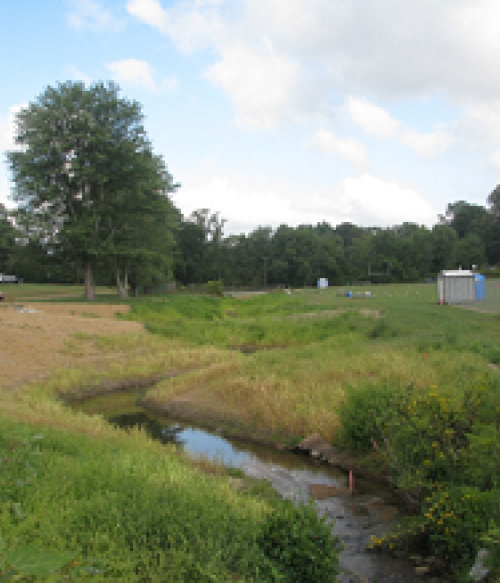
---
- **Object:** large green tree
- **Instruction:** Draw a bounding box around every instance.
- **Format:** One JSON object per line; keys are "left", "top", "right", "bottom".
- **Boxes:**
{"left": 7, "top": 81, "right": 177, "bottom": 299}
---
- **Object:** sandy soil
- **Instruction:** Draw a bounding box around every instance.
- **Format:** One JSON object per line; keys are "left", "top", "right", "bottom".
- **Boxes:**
{"left": 0, "top": 303, "right": 144, "bottom": 390}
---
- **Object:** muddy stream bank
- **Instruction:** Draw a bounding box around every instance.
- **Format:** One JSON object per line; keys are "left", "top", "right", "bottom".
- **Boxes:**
{"left": 69, "top": 389, "right": 440, "bottom": 583}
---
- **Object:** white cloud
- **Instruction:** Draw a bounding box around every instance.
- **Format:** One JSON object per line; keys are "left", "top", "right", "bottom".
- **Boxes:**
{"left": 347, "top": 97, "right": 399, "bottom": 139}
{"left": 337, "top": 174, "right": 437, "bottom": 226}
{"left": 107, "top": 59, "right": 155, "bottom": 91}
{"left": 246, "top": 0, "right": 500, "bottom": 101}
{"left": 67, "top": 0, "right": 121, "bottom": 31}
{"left": 106, "top": 59, "right": 177, "bottom": 92}
{"left": 400, "top": 128, "right": 454, "bottom": 158}
{"left": 459, "top": 101, "right": 500, "bottom": 147}
{"left": 67, "top": 65, "right": 93, "bottom": 86}
{"left": 171, "top": 176, "right": 304, "bottom": 233}
{"left": 127, "top": 0, "right": 225, "bottom": 52}
{"left": 205, "top": 43, "right": 305, "bottom": 128}
{"left": 127, "top": 1, "right": 500, "bottom": 112}
{"left": 488, "top": 151, "right": 500, "bottom": 174}
{"left": 126, "top": 0, "right": 170, "bottom": 34}
{"left": 172, "top": 172, "right": 437, "bottom": 234}
{"left": 308, "top": 128, "right": 368, "bottom": 168}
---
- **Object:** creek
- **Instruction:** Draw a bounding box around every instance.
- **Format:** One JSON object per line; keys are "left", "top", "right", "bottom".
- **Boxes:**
{"left": 70, "top": 389, "right": 436, "bottom": 583}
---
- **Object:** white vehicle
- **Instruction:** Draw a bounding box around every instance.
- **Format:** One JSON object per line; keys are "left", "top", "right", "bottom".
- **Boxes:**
{"left": 0, "top": 274, "right": 20, "bottom": 283}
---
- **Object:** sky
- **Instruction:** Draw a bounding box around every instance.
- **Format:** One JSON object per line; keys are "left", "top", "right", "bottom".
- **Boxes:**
{"left": 2, "top": 0, "right": 500, "bottom": 235}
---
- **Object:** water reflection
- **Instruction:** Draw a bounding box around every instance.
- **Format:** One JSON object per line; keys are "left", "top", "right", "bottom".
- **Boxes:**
{"left": 107, "top": 412, "right": 185, "bottom": 446}
{"left": 71, "top": 392, "right": 349, "bottom": 485}
{"left": 106, "top": 410, "right": 347, "bottom": 485}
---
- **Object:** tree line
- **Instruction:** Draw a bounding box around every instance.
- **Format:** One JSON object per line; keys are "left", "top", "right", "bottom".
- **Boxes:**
{"left": 172, "top": 199, "right": 500, "bottom": 288}
{"left": 1, "top": 81, "right": 500, "bottom": 296}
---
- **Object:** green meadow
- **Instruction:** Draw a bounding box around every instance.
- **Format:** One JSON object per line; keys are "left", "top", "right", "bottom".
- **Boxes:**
{"left": 1, "top": 282, "right": 500, "bottom": 580}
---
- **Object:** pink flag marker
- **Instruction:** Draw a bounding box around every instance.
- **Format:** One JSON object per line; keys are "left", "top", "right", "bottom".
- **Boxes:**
{"left": 349, "top": 470, "right": 354, "bottom": 493}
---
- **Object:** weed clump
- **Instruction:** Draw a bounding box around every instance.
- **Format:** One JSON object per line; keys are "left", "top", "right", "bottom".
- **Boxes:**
{"left": 339, "top": 379, "right": 500, "bottom": 578}
{"left": 257, "top": 499, "right": 342, "bottom": 582}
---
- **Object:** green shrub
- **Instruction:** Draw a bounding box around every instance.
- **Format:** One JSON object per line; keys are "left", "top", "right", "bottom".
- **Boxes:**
{"left": 337, "top": 382, "right": 405, "bottom": 454}
{"left": 370, "top": 486, "right": 500, "bottom": 576}
{"left": 339, "top": 380, "right": 500, "bottom": 486}
{"left": 204, "top": 280, "right": 224, "bottom": 296}
{"left": 257, "top": 500, "right": 341, "bottom": 583}
{"left": 481, "top": 521, "right": 500, "bottom": 579}
{"left": 344, "top": 379, "right": 500, "bottom": 577}
{"left": 419, "top": 487, "right": 499, "bottom": 563}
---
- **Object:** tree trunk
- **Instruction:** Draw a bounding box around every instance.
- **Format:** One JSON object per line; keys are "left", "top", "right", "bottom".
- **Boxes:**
{"left": 84, "top": 260, "right": 95, "bottom": 301}
{"left": 116, "top": 268, "right": 129, "bottom": 298}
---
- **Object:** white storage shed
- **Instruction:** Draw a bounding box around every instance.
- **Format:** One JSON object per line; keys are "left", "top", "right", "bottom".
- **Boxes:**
{"left": 437, "top": 270, "right": 475, "bottom": 304}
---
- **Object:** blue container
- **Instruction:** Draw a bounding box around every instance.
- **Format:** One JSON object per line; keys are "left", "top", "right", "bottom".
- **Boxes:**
{"left": 475, "top": 274, "right": 486, "bottom": 300}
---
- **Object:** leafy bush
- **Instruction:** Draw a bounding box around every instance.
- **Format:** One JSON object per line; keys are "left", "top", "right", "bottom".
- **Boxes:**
{"left": 257, "top": 500, "right": 341, "bottom": 583}
{"left": 417, "top": 487, "right": 499, "bottom": 563}
{"left": 370, "top": 486, "right": 500, "bottom": 575}
{"left": 341, "top": 379, "right": 500, "bottom": 577}
{"left": 204, "top": 280, "right": 224, "bottom": 296}
{"left": 482, "top": 521, "right": 500, "bottom": 579}
{"left": 337, "top": 382, "right": 405, "bottom": 454}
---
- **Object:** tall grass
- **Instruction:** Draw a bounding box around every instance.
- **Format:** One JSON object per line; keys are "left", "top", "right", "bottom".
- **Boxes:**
{"left": 0, "top": 416, "right": 341, "bottom": 581}
{"left": 128, "top": 286, "right": 498, "bottom": 441}
{"left": 0, "top": 418, "right": 263, "bottom": 580}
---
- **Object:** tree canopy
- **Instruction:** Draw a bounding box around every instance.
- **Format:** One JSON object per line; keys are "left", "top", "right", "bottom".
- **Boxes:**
{"left": 7, "top": 81, "right": 178, "bottom": 298}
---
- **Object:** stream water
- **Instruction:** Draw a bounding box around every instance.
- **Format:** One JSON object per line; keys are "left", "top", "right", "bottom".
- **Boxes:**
{"left": 70, "top": 390, "right": 436, "bottom": 583}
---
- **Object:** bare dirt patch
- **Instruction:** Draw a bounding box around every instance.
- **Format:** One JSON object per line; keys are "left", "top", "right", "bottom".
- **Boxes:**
{"left": 0, "top": 303, "right": 143, "bottom": 390}
{"left": 21, "top": 302, "right": 131, "bottom": 318}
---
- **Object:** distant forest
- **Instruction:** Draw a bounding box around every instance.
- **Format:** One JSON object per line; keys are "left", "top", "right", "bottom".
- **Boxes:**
{"left": 2, "top": 195, "right": 500, "bottom": 288}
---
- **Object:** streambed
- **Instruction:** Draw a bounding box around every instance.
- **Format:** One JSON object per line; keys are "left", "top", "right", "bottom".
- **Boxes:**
{"left": 70, "top": 390, "right": 437, "bottom": 583}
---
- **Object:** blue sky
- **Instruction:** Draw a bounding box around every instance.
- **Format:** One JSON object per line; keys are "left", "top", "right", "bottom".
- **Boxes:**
{"left": 2, "top": 0, "right": 500, "bottom": 235}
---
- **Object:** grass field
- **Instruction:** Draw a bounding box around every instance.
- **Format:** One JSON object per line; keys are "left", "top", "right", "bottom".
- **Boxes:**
{"left": 0, "top": 283, "right": 116, "bottom": 301}
{"left": 1, "top": 282, "right": 500, "bottom": 580}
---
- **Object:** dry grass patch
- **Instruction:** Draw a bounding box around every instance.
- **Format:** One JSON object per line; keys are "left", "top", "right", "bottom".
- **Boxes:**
{"left": 140, "top": 338, "right": 491, "bottom": 442}
{"left": 25, "top": 302, "right": 131, "bottom": 318}
{"left": 0, "top": 304, "right": 143, "bottom": 390}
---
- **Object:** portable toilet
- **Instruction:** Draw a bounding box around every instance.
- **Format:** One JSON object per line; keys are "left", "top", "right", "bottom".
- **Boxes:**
{"left": 437, "top": 270, "right": 475, "bottom": 304}
{"left": 475, "top": 274, "right": 486, "bottom": 300}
